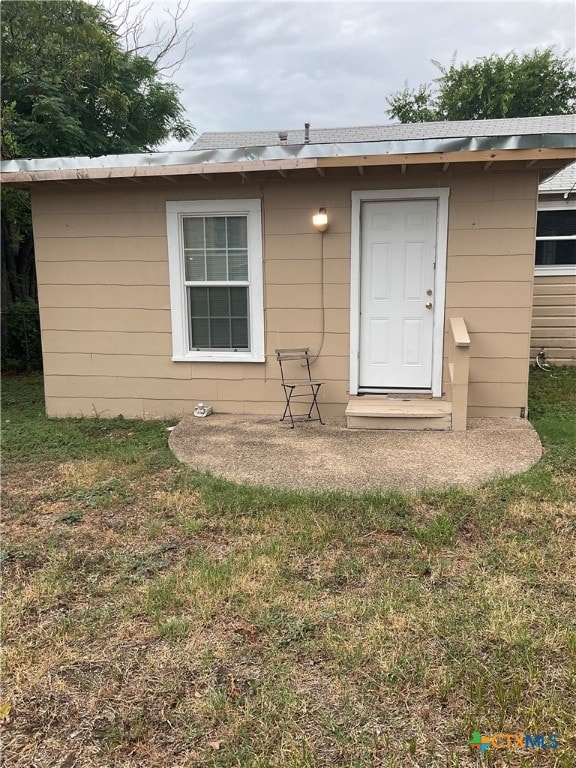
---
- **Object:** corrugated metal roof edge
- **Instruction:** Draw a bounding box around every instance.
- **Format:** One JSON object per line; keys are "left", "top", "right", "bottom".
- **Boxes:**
{"left": 2, "top": 132, "right": 575, "bottom": 180}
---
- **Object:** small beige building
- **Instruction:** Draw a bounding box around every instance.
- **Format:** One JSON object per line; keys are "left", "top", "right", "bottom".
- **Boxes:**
{"left": 2, "top": 115, "right": 575, "bottom": 430}
{"left": 532, "top": 162, "right": 576, "bottom": 364}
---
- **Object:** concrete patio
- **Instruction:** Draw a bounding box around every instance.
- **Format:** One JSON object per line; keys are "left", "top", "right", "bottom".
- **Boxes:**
{"left": 169, "top": 414, "right": 543, "bottom": 493}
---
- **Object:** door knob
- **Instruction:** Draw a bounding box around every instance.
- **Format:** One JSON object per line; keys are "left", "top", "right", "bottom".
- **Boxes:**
{"left": 425, "top": 302, "right": 433, "bottom": 309}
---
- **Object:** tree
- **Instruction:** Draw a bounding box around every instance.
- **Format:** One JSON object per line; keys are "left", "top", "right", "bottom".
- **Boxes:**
{"left": 1, "top": 0, "right": 193, "bottom": 160}
{"left": 98, "top": 0, "right": 194, "bottom": 76}
{"left": 1, "top": 0, "right": 194, "bottom": 312}
{"left": 387, "top": 49, "right": 576, "bottom": 123}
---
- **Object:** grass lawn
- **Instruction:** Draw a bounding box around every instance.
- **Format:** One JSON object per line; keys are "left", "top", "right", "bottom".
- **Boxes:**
{"left": 1, "top": 369, "right": 575, "bottom": 767}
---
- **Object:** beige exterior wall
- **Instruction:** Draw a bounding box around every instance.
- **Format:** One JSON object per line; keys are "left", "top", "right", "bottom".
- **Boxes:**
{"left": 32, "top": 168, "right": 538, "bottom": 420}
{"left": 531, "top": 275, "right": 576, "bottom": 364}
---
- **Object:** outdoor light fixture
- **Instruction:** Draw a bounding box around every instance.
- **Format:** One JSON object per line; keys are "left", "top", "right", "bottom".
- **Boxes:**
{"left": 312, "top": 207, "right": 328, "bottom": 232}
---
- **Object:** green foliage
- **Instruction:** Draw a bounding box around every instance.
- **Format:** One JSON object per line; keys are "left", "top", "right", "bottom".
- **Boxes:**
{"left": 1, "top": 187, "right": 35, "bottom": 306}
{"left": 386, "top": 83, "right": 438, "bottom": 124}
{"left": 0, "top": 0, "right": 195, "bottom": 361}
{"left": 0, "top": 374, "right": 178, "bottom": 466}
{"left": 0, "top": 300, "right": 42, "bottom": 371}
{"left": 387, "top": 49, "right": 576, "bottom": 122}
{"left": 60, "top": 510, "right": 85, "bottom": 525}
{"left": 528, "top": 366, "right": 576, "bottom": 473}
{"left": 1, "top": 0, "right": 193, "bottom": 159}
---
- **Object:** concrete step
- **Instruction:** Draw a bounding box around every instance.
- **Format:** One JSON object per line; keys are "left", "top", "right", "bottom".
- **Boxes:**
{"left": 345, "top": 397, "right": 452, "bottom": 431}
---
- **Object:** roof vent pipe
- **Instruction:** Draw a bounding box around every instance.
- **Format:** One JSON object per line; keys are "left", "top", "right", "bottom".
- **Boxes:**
{"left": 304, "top": 122, "right": 310, "bottom": 144}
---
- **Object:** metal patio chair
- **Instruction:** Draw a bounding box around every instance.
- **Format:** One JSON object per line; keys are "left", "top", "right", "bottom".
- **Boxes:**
{"left": 275, "top": 348, "right": 324, "bottom": 428}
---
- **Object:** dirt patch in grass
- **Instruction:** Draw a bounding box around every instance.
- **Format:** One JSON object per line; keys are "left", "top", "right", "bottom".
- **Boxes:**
{"left": 3, "top": 448, "right": 575, "bottom": 766}
{"left": 2, "top": 370, "right": 576, "bottom": 767}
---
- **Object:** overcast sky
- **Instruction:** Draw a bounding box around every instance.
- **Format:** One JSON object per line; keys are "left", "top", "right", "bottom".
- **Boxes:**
{"left": 105, "top": 0, "right": 576, "bottom": 149}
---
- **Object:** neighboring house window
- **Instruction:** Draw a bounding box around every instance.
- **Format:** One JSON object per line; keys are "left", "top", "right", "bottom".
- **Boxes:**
{"left": 535, "top": 201, "right": 576, "bottom": 276}
{"left": 166, "top": 199, "right": 264, "bottom": 362}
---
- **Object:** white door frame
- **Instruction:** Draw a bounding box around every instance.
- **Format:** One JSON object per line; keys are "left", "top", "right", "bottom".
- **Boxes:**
{"left": 349, "top": 188, "right": 450, "bottom": 397}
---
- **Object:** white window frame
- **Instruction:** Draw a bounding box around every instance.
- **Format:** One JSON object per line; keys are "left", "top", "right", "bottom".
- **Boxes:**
{"left": 166, "top": 198, "right": 265, "bottom": 362}
{"left": 534, "top": 200, "right": 576, "bottom": 277}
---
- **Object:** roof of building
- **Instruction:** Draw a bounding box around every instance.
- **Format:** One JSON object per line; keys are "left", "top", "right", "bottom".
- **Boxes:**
{"left": 192, "top": 115, "right": 576, "bottom": 150}
{"left": 2, "top": 115, "right": 574, "bottom": 184}
{"left": 539, "top": 161, "right": 576, "bottom": 193}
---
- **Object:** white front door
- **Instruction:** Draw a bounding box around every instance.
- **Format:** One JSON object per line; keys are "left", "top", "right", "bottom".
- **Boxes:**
{"left": 359, "top": 199, "right": 438, "bottom": 390}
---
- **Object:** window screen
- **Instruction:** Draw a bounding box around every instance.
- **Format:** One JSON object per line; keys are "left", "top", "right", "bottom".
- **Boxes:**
{"left": 183, "top": 215, "right": 250, "bottom": 351}
{"left": 535, "top": 208, "right": 576, "bottom": 267}
{"left": 188, "top": 286, "right": 249, "bottom": 350}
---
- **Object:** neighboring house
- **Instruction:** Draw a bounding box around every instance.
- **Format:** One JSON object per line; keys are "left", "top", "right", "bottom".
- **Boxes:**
{"left": 532, "top": 162, "right": 576, "bottom": 364}
{"left": 1, "top": 115, "right": 575, "bottom": 430}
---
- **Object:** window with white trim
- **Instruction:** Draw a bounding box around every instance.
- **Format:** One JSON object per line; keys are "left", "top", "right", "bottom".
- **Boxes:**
{"left": 535, "top": 201, "right": 576, "bottom": 276}
{"left": 166, "top": 199, "right": 265, "bottom": 362}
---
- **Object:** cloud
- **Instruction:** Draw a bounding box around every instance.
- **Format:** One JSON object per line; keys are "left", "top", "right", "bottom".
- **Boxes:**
{"left": 96, "top": 0, "right": 576, "bottom": 147}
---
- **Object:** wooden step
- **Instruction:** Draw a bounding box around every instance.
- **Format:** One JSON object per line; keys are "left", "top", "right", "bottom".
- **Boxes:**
{"left": 345, "top": 397, "right": 452, "bottom": 431}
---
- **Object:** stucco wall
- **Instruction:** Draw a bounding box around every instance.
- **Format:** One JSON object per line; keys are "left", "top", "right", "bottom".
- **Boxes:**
{"left": 32, "top": 168, "right": 538, "bottom": 419}
{"left": 531, "top": 274, "right": 576, "bottom": 364}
